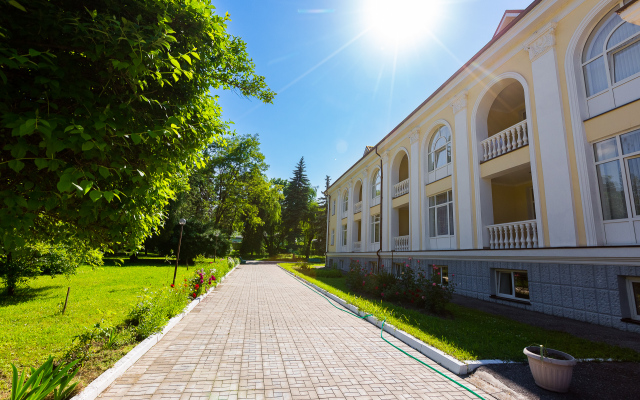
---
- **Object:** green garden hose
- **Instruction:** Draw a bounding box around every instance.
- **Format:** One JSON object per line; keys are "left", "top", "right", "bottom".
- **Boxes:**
{"left": 291, "top": 272, "right": 486, "bottom": 400}
{"left": 380, "top": 319, "right": 485, "bottom": 400}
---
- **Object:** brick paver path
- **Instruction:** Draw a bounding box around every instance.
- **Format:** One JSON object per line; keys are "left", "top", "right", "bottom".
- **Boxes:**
{"left": 100, "top": 263, "right": 490, "bottom": 399}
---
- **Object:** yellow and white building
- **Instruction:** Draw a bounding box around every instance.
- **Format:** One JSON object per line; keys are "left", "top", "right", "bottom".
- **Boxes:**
{"left": 326, "top": 0, "right": 640, "bottom": 332}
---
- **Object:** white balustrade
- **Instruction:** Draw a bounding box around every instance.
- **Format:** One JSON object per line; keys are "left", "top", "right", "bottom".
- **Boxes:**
{"left": 371, "top": 196, "right": 381, "bottom": 207}
{"left": 480, "top": 120, "right": 529, "bottom": 162}
{"left": 354, "top": 241, "right": 362, "bottom": 252}
{"left": 394, "top": 235, "right": 410, "bottom": 251}
{"left": 487, "top": 220, "right": 538, "bottom": 249}
{"left": 354, "top": 201, "right": 362, "bottom": 214}
{"left": 393, "top": 179, "right": 409, "bottom": 198}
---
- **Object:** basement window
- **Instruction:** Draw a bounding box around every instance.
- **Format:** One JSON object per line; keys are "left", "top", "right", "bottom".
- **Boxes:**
{"left": 628, "top": 277, "right": 640, "bottom": 321}
{"left": 495, "top": 270, "right": 529, "bottom": 300}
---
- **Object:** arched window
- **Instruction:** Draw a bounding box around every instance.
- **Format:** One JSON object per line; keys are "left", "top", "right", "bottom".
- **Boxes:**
{"left": 371, "top": 170, "right": 381, "bottom": 199}
{"left": 583, "top": 5, "right": 640, "bottom": 97}
{"left": 428, "top": 126, "right": 452, "bottom": 172}
{"left": 343, "top": 190, "right": 349, "bottom": 212}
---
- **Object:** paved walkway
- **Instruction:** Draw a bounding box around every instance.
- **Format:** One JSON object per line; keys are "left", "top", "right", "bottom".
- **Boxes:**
{"left": 100, "top": 262, "right": 491, "bottom": 400}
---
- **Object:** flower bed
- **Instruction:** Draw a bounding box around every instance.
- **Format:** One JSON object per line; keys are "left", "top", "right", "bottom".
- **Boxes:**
{"left": 346, "top": 259, "right": 455, "bottom": 314}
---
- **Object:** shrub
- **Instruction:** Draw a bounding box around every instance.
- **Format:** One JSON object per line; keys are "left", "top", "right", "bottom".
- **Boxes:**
{"left": 424, "top": 264, "right": 455, "bottom": 314}
{"left": 125, "top": 287, "right": 190, "bottom": 340}
{"left": 0, "top": 241, "right": 103, "bottom": 295}
{"left": 345, "top": 259, "right": 455, "bottom": 315}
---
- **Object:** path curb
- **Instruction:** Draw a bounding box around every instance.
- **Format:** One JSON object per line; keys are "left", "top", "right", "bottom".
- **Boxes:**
{"left": 278, "top": 265, "right": 506, "bottom": 376}
{"left": 70, "top": 264, "right": 239, "bottom": 400}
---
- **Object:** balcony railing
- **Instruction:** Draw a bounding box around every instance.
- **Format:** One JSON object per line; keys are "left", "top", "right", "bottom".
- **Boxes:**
{"left": 480, "top": 120, "right": 528, "bottom": 162}
{"left": 354, "top": 241, "right": 361, "bottom": 252}
{"left": 487, "top": 220, "right": 538, "bottom": 249}
{"left": 394, "top": 235, "right": 410, "bottom": 251}
{"left": 371, "top": 196, "right": 381, "bottom": 207}
{"left": 393, "top": 179, "right": 409, "bottom": 198}
{"left": 354, "top": 201, "right": 362, "bottom": 214}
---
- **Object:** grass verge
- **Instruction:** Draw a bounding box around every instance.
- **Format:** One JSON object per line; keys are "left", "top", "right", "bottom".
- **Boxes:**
{"left": 0, "top": 257, "right": 231, "bottom": 397}
{"left": 279, "top": 263, "right": 640, "bottom": 363}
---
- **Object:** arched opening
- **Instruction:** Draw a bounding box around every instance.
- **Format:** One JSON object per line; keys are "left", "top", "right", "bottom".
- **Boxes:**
{"left": 475, "top": 77, "right": 539, "bottom": 249}
{"left": 391, "top": 150, "right": 410, "bottom": 199}
{"left": 390, "top": 150, "right": 410, "bottom": 250}
{"left": 352, "top": 180, "right": 363, "bottom": 251}
{"left": 581, "top": 3, "right": 640, "bottom": 117}
{"left": 426, "top": 125, "right": 453, "bottom": 183}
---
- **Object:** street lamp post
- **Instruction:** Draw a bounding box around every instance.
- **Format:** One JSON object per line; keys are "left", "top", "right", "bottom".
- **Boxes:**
{"left": 172, "top": 219, "right": 187, "bottom": 286}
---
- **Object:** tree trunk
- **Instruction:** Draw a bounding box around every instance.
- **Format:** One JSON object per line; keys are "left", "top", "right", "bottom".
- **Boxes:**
{"left": 304, "top": 233, "right": 315, "bottom": 260}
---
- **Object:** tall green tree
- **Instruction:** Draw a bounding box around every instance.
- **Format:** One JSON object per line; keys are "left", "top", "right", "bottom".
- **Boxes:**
{"left": 148, "top": 134, "right": 273, "bottom": 257}
{"left": 282, "top": 157, "right": 312, "bottom": 252}
{"left": 0, "top": 0, "right": 275, "bottom": 254}
{"left": 240, "top": 179, "right": 283, "bottom": 256}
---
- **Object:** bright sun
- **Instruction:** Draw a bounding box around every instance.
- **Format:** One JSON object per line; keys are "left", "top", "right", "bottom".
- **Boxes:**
{"left": 364, "top": 0, "right": 442, "bottom": 49}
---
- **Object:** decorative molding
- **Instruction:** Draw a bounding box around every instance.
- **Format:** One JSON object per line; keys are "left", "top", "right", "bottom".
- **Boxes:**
{"left": 451, "top": 92, "right": 468, "bottom": 114}
{"left": 524, "top": 22, "right": 557, "bottom": 62}
{"left": 382, "top": 151, "right": 389, "bottom": 165}
{"left": 410, "top": 128, "right": 420, "bottom": 145}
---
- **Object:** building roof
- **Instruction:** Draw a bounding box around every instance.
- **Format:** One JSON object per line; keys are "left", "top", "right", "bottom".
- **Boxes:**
{"left": 327, "top": 0, "right": 543, "bottom": 191}
{"left": 493, "top": 10, "right": 525, "bottom": 37}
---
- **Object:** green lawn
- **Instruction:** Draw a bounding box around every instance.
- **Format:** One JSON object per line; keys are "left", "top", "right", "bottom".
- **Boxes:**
{"left": 280, "top": 263, "right": 640, "bottom": 363}
{"left": 0, "top": 257, "right": 229, "bottom": 396}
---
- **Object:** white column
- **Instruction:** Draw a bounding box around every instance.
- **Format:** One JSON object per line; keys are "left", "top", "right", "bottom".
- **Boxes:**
{"left": 346, "top": 181, "right": 354, "bottom": 252}
{"left": 382, "top": 151, "right": 391, "bottom": 251}
{"left": 525, "top": 24, "right": 578, "bottom": 247}
{"left": 452, "top": 93, "right": 474, "bottom": 249}
{"left": 361, "top": 169, "right": 369, "bottom": 252}
{"left": 410, "top": 129, "right": 421, "bottom": 250}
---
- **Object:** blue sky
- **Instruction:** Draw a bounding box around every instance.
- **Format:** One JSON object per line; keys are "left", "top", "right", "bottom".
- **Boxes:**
{"left": 214, "top": 0, "right": 533, "bottom": 192}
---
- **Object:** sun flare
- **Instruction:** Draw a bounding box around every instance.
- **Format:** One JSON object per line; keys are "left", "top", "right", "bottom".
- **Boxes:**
{"left": 364, "top": 0, "right": 443, "bottom": 48}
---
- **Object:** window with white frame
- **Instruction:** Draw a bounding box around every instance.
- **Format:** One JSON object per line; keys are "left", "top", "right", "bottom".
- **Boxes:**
{"left": 495, "top": 270, "right": 530, "bottom": 300}
{"left": 433, "top": 265, "right": 449, "bottom": 285}
{"left": 393, "top": 262, "right": 404, "bottom": 277}
{"left": 332, "top": 200, "right": 335, "bottom": 215}
{"left": 370, "top": 213, "right": 380, "bottom": 243}
{"left": 342, "top": 224, "right": 347, "bottom": 246}
{"left": 593, "top": 130, "right": 640, "bottom": 222}
{"left": 627, "top": 277, "right": 640, "bottom": 321}
{"left": 582, "top": 4, "right": 640, "bottom": 98}
{"left": 343, "top": 190, "right": 349, "bottom": 212}
{"left": 428, "top": 126, "right": 452, "bottom": 172}
{"left": 428, "top": 190, "right": 454, "bottom": 237}
{"left": 371, "top": 170, "right": 381, "bottom": 199}
{"left": 331, "top": 229, "right": 335, "bottom": 246}
{"left": 370, "top": 261, "right": 379, "bottom": 274}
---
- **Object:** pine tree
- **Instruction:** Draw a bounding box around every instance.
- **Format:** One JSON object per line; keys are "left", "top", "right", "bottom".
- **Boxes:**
{"left": 282, "top": 157, "right": 312, "bottom": 252}
{"left": 314, "top": 176, "right": 331, "bottom": 255}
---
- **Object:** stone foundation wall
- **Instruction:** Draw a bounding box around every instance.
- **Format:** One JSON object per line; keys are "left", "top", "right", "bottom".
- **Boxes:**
{"left": 326, "top": 255, "right": 640, "bottom": 334}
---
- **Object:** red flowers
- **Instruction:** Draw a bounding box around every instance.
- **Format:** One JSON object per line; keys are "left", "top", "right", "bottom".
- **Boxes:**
{"left": 170, "top": 284, "right": 175, "bottom": 288}
{"left": 432, "top": 283, "right": 437, "bottom": 286}
{"left": 195, "top": 284, "right": 199, "bottom": 289}
{"left": 381, "top": 293, "right": 385, "bottom": 297}
{"left": 192, "top": 293, "right": 197, "bottom": 298}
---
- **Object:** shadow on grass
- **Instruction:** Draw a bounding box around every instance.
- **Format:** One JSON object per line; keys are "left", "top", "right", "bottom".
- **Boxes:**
{"left": 0, "top": 285, "right": 63, "bottom": 307}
